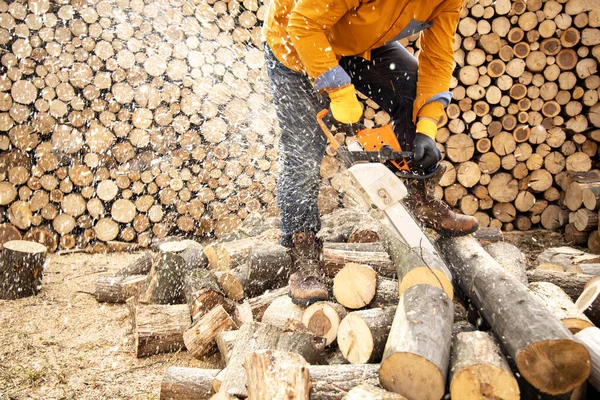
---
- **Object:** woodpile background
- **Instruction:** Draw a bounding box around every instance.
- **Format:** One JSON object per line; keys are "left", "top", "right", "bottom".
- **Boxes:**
{"left": 0, "top": 0, "right": 599, "bottom": 254}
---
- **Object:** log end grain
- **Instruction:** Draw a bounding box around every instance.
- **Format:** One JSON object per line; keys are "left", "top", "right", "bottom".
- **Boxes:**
{"left": 450, "top": 364, "right": 519, "bottom": 400}
{"left": 397, "top": 267, "right": 454, "bottom": 300}
{"left": 380, "top": 352, "right": 445, "bottom": 400}
{"left": 337, "top": 312, "right": 374, "bottom": 365}
{"left": 515, "top": 339, "right": 591, "bottom": 395}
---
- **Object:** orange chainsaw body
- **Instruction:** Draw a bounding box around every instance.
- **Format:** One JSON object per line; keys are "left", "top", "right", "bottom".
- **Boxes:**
{"left": 355, "top": 125, "right": 411, "bottom": 172}
{"left": 317, "top": 109, "right": 410, "bottom": 172}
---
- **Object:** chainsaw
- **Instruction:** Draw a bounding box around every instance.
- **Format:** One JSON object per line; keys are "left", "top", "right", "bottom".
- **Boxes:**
{"left": 317, "top": 109, "right": 441, "bottom": 253}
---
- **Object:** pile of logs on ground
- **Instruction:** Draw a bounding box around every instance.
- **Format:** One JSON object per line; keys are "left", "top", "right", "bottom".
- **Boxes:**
{"left": 0, "top": 0, "right": 599, "bottom": 253}
{"left": 93, "top": 207, "right": 600, "bottom": 399}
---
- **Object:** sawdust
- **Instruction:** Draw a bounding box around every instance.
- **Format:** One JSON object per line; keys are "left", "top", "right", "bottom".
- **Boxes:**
{"left": 0, "top": 252, "right": 220, "bottom": 400}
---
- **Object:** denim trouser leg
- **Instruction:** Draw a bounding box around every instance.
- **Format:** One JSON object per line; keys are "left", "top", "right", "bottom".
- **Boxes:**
{"left": 265, "top": 42, "right": 419, "bottom": 247}
{"left": 264, "top": 46, "right": 329, "bottom": 247}
{"left": 340, "top": 42, "right": 419, "bottom": 150}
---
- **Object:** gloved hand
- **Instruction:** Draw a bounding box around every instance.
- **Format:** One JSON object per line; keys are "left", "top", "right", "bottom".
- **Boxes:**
{"left": 328, "top": 84, "right": 362, "bottom": 125}
{"left": 413, "top": 133, "right": 441, "bottom": 170}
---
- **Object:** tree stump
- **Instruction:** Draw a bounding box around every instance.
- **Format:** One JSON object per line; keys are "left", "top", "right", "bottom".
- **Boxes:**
{"left": 0, "top": 240, "right": 47, "bottom": 300}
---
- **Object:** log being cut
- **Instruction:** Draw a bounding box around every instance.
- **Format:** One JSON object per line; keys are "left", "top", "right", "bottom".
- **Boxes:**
{"left": 439, "top": 236, "right": 591, "bottom": 395}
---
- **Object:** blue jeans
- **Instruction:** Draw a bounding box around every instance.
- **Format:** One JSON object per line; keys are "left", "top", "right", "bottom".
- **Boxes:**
{"left": 265, "top": 43, "right": 419, "bottom": 247}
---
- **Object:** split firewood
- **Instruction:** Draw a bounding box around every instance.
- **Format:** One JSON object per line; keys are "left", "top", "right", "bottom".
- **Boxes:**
{"left": 160, "top": 367, "right": 220, "bottom": 400}
{"left": 217, "top": 243, "right": 291, "bottom": 301}
{"left": 183, "top": 304, "right": 236, "bottom": 360}
{"left": 234, "top": 286, "right": 289, "bottom": 323}
{"left": 130, "top": 302, "right": 189, "bottom": 358}
{"left": 484, "top": 242, "right": 528, "bottom": 285}
{"left": 244, "top": 350, "right": 310, "bottom": 400}
{"left": 301, "top": 301, "right": 347, "bottom": 346}
{"left": 337, "top": 306, "right": 396, "bottom": 364}
{"left": 575, "top": 277, "right": 600, "bottom": 326}
{"left": 184, "top": 269, "right": 231, "bottom": 321}
{"left": 343, "top": 384, "right": 406, "bottom": 400}
{"left": 574, "top": 327, "right": 600, "bottom": 392}
{"left": 379, "top": 285, "right": 453, "bottom": 399}
{"left": 216, "top": 330, "right": 238, "bottom": 366}
{"left": 333, "top": 262, "right": 377, "bottom": 309}
{"left": 530, "top": 281, "right": 594, "bottom": 334}
{"left": 0, "top": 240, "right": 47, "bottom": 300}
{"left": 439, "top": 236, "right": 591, "bottom": 395}
{"left": 449, "top": 331, "right": 519, "bottom": 400}
{"left": 162, "top": 364, "right": 380, "bottom": 400}
{"left": 217, "top": 321, "right": 326, "bottom": 398}
{"left": 94, "top": 275, "right": 146, "bottom": 303}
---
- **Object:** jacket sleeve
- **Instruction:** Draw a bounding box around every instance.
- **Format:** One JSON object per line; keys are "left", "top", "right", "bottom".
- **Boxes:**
{"left": 413, "top": 0, "right": 462, "bottom": 123}
{"left": 287, "top": 0, "right": 361, "bottom": 92}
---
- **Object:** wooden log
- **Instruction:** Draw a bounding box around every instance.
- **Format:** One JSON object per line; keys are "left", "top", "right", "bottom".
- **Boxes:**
{"left": 0, "top": 240, "right": 47, "bottom": 300}
{"left": 337, "top": 306, "right": 396, "bottom": 364}
{"left": 484, "top": 242, "right": 528, "bottom": 285}
{"left": 565, "top": 223, "right": 590, "bottom": 246}
{"left": 261, "top": 295, "right": 303, "bottom": 329}
{"left": 184, "top": 269, "right": 230, "bottom": 321}
{"left": 216, "top": 330, "right": 238, "bottom": 366}
{"left": 301, "top": 301, "right": 347, "bottom": 346}
{"left": 536, "top": 247, "right": 600, "bottom": 269}
{"left": 131, "top": 302, "right": 189, "bottom": 358}
{"left": 244, "top": 350, "right": 310, "bottom": 400}
{"left": 574, "top": 327, "right": 600, "bottom": 392}
{"left": 333, "top": 262, "right": 377, "bottom": 309}
{"left": 309, "top": 364, "right": 380, "bottom": 400}
{"left": 235, "top": 286, "right": 289, "bottom": 323}
{"left": 322, "top": 245, "right": 395, "bottom": 278}
{"left": 163, "top": 364, "right": 380, "bottom": 400}
{"left": 95, "top": 274, "right": 146, "bottom": 303}
{"left": 574, "top": 209, "right": 599, "bottom": 231}
{"left": 0, "top": 223, "right": 22, "bottom": 250}
{"left": 343, "top": 384, "right": 406, "bottom": 400}
{"left": 160, "top": 367, "right": 220, "bottom": 400}
{"left": 530, "top": 282, "right": 594, "bottom": 334}
{"left": 115, "top": 251, "right": 154, "bottom": 276}
{"left": 526, "top": 270, "right": 594, "bottom": 302}
{"left": 139, "top": 250, "right": 187, "bottom": 304}
{"left": 371, "top": 277, "right": 399, "bottom": 307}
{"left": 438, "top": 237, "right": 591, "bottom": 395}
{"left": 218, "top": 243, "right": 291, "bottom": 301}
{"left": 183, "top": 304, "right": 236, "bottom": 360}
{"left": 576, "top": 278, "right": 600, "bottom": 327}
{"left": 449, "top": 331, "right": 520, "bottom": 400}
{"left": 379, "top": 284, "right": 453, "bottom": 399}
{"left": 583, "top": 185, "right": 600, "bottom": 211}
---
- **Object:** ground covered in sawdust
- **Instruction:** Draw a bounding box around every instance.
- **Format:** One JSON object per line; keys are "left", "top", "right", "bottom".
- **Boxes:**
{"left": 0, "top": 230, "right": 571, "bottom": 399}
{"left": 0, "top": 252, "right": 219, "bottom": 400}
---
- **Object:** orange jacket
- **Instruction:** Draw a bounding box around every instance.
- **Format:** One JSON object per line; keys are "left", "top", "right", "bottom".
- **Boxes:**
{"left": 263, "top": 0, "right": 463, "bottom": 124}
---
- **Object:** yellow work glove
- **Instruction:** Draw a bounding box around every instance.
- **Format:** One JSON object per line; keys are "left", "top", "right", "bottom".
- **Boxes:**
{"left": 414, "top": 118, "right": 441, "bottom": 170}
{"left": 328, "top": 84, "right": 362, "bottom": 125}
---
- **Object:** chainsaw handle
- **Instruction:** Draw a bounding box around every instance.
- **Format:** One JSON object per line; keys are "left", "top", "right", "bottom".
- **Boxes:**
{"left": 317, "top": 109, "right": 340, "bottom": 150}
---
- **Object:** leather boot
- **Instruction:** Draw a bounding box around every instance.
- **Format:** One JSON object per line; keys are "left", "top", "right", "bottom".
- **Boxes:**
{"left": 403, "top": 165, "right": 479, "bottom": 237}
{"left": 288, "top": 232, "right": 329, "bottom": 305}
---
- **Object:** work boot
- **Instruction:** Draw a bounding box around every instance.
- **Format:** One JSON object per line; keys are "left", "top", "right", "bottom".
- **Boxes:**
{"left": 288, "top": 232, "right": 329, "bottom": 306}
{"left": 403, "top": 165, "right": 479, "bottom": 237}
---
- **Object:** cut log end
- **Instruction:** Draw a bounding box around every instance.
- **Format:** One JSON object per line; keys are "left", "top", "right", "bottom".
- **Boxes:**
{"left": 516, "top": 339, "right": 591, "bottom": 395}
{"left": 333, "top": 262, "right": 377, "bottom": 309}
{"left": 450, "top": 364, "right": 519, "bottom": 400}
{"left": 397, "top": 267, "right": 454, "bottom": 300}
{"left": 337, "top": 312, "right": 373, "bottom": 364}
{"left": 380, "top": 352, "right": 445, "bottom": 400}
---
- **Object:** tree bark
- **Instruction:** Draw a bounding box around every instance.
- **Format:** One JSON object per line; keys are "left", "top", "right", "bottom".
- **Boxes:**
{"left": 439, "top": 236, "right": 591, "bottom": 395}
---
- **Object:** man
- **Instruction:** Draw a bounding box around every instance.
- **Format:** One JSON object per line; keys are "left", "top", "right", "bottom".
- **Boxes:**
{"left": 263, "top": 0, "right": 478, "bottom": 305}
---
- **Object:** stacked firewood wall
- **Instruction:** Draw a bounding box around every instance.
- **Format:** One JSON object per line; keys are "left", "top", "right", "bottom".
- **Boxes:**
{"left": 0, "top": 0, "right": 599, "bottom": 253}
{"left": 394, "top": 0, "right": 599, "bottom": 251}
{"left": 0, "top": 0, "right": 289, "bottom": 253}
